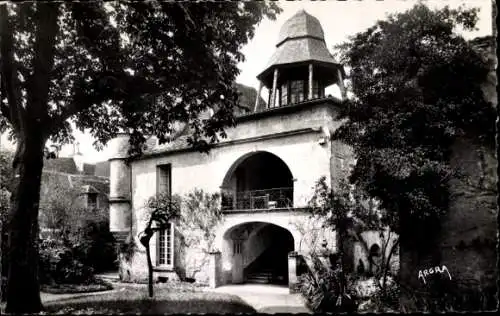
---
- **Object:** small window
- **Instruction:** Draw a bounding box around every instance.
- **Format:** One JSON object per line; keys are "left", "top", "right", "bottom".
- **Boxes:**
{"left": 157, "top": 164, "right": 172, "bottom": 195}
{"left": 280, "top": 83, "right": 288, "bottom": 106}
{"left": 290, "top": 80, "right": 305, "bottom": 104}
{"left": 233, "top": 240, "right": 242, "bottom": 254}
{"left": 157, "top": 222, "right": 174, "bottom": 266}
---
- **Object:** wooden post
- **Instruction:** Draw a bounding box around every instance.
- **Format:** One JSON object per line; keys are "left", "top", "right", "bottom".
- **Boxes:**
{"left": 337, "top": 68, "right": 346, "bottom": 100}
{"left": 308, "top": 64, "right": 313, "bottom": 99}
{"left": 254, "top": 81, "right": 263, "bottom": 112}
{"left": 270, "top": 68, "right": 279, "bottom": 108}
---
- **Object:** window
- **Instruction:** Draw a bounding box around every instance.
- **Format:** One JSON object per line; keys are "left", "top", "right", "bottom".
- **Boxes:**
{"left": 290, "top": 80, "right": 305, "bottom": 104}
{"left": 157, "top": 164, "right": 171, "bottom": 195}
{"left": 280, "top": 83, "right": 288, "bottom": 106}
{"left": 87, "top": 193, "right": 97, "bottom": 209}
{"left": 233, "top": 239, "right": 243, "bottom": 255}
{"left": 157, "top": 222, "right": 174, "bottom": 266}
{"left": 156, "top": 164, "right": 173, "bottom": 267}
{"left": 311, "top": 80, "right": 323, "bottom": 99}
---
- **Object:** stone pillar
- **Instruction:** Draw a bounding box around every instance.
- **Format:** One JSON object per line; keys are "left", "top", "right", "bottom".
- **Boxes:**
{"left": 270, "top": 68, "right": 279, "bottom": 108}
{"left": 209, "top": 251, "right": 222, "bottom": 289}
{"left": 337, "top": 68, "right": 346, "bottom": 100}
{"left": 308, "top": 64, "right": 313, "bottom": 99}
{"left": 288, "top": 251, "right": 299, "bottom": 293}
{"left": 254, "top": 81, "right": 263, "bottom": 112}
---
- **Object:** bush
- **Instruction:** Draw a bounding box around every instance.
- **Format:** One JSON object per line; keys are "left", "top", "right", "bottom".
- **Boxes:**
{"left": 39, "top": 239, "right": 95, "bottom": 285}
{"left": 70, "top": 218, "right": 117, "bottom": 273}
{"left": 298, "top": 255, "right": 357, "bottom": 313}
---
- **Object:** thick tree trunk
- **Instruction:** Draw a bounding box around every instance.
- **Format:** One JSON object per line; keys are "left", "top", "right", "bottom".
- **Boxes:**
{"left": 5, "top": 135, "right": 46, "bottom": 313}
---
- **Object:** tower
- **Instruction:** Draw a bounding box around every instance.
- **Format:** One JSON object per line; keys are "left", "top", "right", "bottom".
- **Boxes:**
{"left": 255, "top": 9, "right": 346, "bottom": 110}
{"left": 108, "top": 133, "right": 132, "bottom": 243}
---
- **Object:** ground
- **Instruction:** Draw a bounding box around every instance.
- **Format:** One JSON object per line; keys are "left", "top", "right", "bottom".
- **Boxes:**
{"left": 21, "top": 279, "right": 311, "bottom": 314}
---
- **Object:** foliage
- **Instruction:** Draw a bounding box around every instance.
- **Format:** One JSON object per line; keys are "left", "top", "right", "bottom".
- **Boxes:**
{"left": 298, "top": 254, "right": 357, "bottom": 313}
{"left": 177, "top": 189, "right": 223, "bottom": 281}
{"left": 307, "top": 176, "right": 400, "bottom": 311}
{"left": 71, "top": 217, "right": 117, "bottom": 273}
{"left": 334, "top": 4, "right": 496, "bottom": 241}
{"left": 38, "top": 179, "right": 117, "bottom": 273}
{"left": 179, "top": 189, "right": 223, "bottom": 250}
{"left": 145, "top": 192, "right": 182, "bottom": 229}
{"left": 39, "top": 239, "right": 94, "bottom": 285}
{"left": 399, "top": 277, "right": 497, "bottom": 312}
{"left": 0, "top": 2, "right": 281, "bottom": 312}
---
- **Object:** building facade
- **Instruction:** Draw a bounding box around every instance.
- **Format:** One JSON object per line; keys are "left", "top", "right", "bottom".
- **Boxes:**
{"left": 109, "top": 10, "right": 355, "bottom": 288}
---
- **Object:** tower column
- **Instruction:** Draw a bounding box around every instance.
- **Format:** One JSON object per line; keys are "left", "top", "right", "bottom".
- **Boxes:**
{"left": 254, "top": 81, "right": 263, "bottom": 112}
{"left": 109, "top": 133, "right": 132, "bottom": 243}
{"left": 270, "top": 68, "right": 279, "bottom": 108}
{"left": 337, "top": 68, "right": 346, "bottom": 100}
{"left": 308, "top": 64, "right": 313, "bottom": 99}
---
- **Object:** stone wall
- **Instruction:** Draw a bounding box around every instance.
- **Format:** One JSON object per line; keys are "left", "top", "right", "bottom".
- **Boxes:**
{"left": 438, "top": 137, "right": 497, "bottom": 287}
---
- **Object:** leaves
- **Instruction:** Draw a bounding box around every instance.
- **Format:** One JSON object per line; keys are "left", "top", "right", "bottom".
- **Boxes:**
{"left": 333, "top": 3, "right": 495, "bottom": 232}
{"left": 1, "top": 2, "right": 282, "bottom": 153}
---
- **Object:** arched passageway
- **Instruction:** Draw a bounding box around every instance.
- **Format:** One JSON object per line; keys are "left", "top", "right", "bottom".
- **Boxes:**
{"left": 221, "top": 152, "right": 294, "bottom": 211}
{"left": 222, "top": 222, "right": 294, "bottom": 285}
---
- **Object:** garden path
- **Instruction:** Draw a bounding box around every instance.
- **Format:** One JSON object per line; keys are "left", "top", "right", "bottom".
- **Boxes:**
{"left": 208, "top": 284, "right": 311, "bottom": 313}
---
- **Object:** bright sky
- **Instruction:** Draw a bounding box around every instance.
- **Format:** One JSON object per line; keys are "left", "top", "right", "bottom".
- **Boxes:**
{"left": 0, "top": 0, "right": 493, "bottom": 163}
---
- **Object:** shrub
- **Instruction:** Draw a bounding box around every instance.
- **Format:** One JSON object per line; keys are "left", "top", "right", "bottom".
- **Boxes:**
{"left": 39, "top": 239, "right": 95, "bottom": 285}
{"left": 298, "top": 254, "right": 357, "bottom": 313}
{"left": 70, "top": 218, "right": 117, "bottom": 273}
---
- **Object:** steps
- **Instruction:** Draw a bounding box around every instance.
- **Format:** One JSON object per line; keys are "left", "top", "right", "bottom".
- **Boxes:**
{"left": 246, "top": 269, "right": 286, "bottom": 284}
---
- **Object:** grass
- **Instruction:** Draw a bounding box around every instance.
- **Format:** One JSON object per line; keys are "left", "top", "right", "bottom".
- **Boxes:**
{"left": 41, "top": 279, "right": 113, "bottom": 294}
{"left": 42, "top": 285, "right": 256, "bottom": 314}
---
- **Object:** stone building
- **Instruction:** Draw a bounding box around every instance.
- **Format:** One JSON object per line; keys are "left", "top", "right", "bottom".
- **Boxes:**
{"left": 38, "top": 147, "right": 110, "bottom": 238}
{"left": 109, "top": 10, "right": 354, "bottom": 289}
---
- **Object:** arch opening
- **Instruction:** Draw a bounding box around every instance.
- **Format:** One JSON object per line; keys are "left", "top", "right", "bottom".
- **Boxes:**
{"left": 221, "top": 221, "right": 294, "bottom": 285}
{"left": 221, "top": 151, "right": 294, "bottom": 211}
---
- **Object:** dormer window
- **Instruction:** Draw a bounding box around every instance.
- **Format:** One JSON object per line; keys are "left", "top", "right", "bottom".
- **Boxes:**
{"left": 87, "top": 193, "right": 98, "bottom": 209}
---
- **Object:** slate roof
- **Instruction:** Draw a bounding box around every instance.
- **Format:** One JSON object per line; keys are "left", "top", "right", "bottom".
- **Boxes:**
{"left": 94, "top": 161, "right": 110, "bottom": 178}
{"left": 257, "top": 10, "right": 343, "bottom": 85}
{"left": 43, "top": 158, "right": 78, "bottom": 174}
{"left": 277, "top": 10, "right": 325, "bottom": 45}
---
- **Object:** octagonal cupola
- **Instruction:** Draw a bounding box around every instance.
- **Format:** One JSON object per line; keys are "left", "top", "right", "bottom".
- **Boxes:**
{"left": 255, "top": 10, "right": 346, "bottom": 110}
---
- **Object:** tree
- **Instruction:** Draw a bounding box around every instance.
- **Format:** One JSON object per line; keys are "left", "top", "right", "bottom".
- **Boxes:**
{"left": 141, "top": 193, "right": 181, "bottom": 298}
{"left": 308, "top": 176, "right": 399, "bottom": 311}
{"left": 0, "top": 2, "right": 281, "bottom": 312}
{"left": 334, "top": 1, "right": 494, "bottom": 263}
{"left": 334, "top": 3, "right": 495, "bottom": 310}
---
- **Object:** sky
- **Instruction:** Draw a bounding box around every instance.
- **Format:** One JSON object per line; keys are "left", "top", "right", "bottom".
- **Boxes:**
{"left": 0, "top": 0, "right": 493, "bottom": 163}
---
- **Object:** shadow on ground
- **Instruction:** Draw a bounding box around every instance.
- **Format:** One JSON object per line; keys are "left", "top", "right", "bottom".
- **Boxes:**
{"left": 43, "top": 289, "right": 256, "bottom": 314}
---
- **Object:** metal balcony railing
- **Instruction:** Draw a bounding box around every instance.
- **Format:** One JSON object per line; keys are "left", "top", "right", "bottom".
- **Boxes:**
{"left": 221, "top": 187, "right": 293, "bottom": 211}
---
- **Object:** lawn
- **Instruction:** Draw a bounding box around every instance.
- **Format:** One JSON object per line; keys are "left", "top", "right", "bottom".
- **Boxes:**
{"left": 42, "top": 285, "right": 256, "bottom": 314}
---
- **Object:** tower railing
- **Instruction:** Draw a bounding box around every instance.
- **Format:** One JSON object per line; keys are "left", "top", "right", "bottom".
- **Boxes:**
{"left": 221, "top": 187, "right": 293, "bottom": 211}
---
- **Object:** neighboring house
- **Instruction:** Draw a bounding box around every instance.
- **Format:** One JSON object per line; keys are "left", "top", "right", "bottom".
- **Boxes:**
{"left": 109, "top": 10, "right": 352, "bottom": 289}
{"left": 39, "top": 147, "right": 110, "bottom": 238}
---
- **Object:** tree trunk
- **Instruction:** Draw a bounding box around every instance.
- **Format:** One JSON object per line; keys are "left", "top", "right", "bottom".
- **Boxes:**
{"left": 5, "top": 135, "right": 46, "bottom": 313}
{"left": 145, "top": 244, "right": 154, "bottom": 298}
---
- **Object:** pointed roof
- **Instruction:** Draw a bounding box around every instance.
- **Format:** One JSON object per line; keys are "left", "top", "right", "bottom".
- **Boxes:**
{"left": 276, "top": 9, "right": 325, "bottom": 45}
{"left": 257, "top": 10, "right": 343, "bottom": 87}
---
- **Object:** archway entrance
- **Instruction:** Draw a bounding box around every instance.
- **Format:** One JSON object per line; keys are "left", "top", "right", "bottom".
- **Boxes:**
{"left": 222, "top": 222, "right": 294, "bottom": 285}
{"left": 221, "top": 152, "right": 294, "bottom": 211}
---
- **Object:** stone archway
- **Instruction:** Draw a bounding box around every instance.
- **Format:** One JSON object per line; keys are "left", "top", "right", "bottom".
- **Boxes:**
{"left": 221, "top": 221, "right": 295, "bottom": 285}
{"left": 221, "top": 151, "right": 294, "bottom": 211}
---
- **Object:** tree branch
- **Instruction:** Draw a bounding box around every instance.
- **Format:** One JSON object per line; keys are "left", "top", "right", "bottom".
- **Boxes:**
{"left": 0, "top": 4, "right": 25, "bottom": 133}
